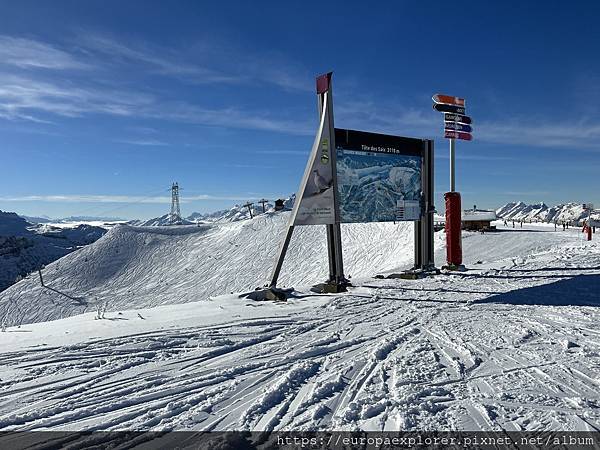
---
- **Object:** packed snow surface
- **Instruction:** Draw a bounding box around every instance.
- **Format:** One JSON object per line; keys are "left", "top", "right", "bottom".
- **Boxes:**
{"left": 0, "top": 220, "right": 598, "bottom": 434}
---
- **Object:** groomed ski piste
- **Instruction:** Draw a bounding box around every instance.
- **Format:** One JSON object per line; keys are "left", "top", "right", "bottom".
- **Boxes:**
{"left": 0, "top": 212, "right": 599, "bottom": 435}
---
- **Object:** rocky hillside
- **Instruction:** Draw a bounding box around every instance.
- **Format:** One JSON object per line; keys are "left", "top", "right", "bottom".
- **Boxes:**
{"left": 0, "top": 211, "right": 107, "bottom": 292}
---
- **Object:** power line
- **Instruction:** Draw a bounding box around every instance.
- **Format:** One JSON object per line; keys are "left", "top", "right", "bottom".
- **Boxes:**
{"left": 81, "top": 187, "right": 172, "bottom": 219}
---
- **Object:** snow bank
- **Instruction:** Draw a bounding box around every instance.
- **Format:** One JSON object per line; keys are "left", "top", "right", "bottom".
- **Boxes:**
{"left": 0, "top": 213, "right": 415, "bottom": 326}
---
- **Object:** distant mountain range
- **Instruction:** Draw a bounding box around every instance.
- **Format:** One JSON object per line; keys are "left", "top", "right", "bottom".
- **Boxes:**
{"left": 22, "top": 215, "right": 125, "bottom": 224}
{"left": 496, "top": 202, "right": 599, "bottom": 224}
{"left": 0, "top": 211, "right": 107, "bottom": 292}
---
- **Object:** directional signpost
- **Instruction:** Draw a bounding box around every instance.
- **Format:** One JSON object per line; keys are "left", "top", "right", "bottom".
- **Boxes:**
{"left": 444, "top": 122, "right": 472, "bottom": 132}
{"left": 433, "top": 94, "right": 465, "bottom": 106}
{"left": 444, "top": 130, "right": 472, "bottom": 140}
{"left": 432, "top": 93, "right": 474, "bottom": 269}
{"left": 433, "top": 103, "right": 465, "bottom": 115}
{"left": 445, "top": 113, "right": 471, "bottom": 124}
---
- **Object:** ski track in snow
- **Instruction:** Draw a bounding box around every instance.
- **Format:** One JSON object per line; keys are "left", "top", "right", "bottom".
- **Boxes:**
{"left": 0, "top": 220, "right": 599, "bottom": 432}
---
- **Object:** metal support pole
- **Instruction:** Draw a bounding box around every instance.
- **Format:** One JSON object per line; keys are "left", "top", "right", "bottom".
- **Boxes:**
{"left": 332, "top": 223, "right": 345, "bottom": 283}
{"left": 319, "top": 85, "right": 345, "bottom": 284}
{"left": 414, "top": 219, "right": 423, "bottom": 269}
{"left": 325, "top": 90, "right": 345, "bottom": 284}
{"left": 269, "top": 226, "right": 294, "bottom": 287}
{"left": 421, "top": 139, "right": 435, "bottom": 269}
{"left": 325, "top": 223, "right": 337, "bottom": 280}
{"left": 449, "top": 138, "right": 456, "bottom": 192}
{"left": 317, "top": 93, "right": 339, "bottom": 282}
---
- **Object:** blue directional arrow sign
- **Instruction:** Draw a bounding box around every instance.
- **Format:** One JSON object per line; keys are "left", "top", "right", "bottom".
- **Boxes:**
{"left": 444, "top": 122, "right": 472, "bottom": 132}
{"left": 444, "top": 113, "right": 472, "bottom": 125}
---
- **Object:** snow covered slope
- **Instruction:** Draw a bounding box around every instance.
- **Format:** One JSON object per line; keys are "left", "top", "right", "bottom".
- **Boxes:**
{"left": 0, "top": 222, "right": 598, "bottom": 434}
{"left": 0, "top": 212, "right": 419, "bottom": 326}
{"left": 497, "top": 201, "right": 599, "bottom": 224}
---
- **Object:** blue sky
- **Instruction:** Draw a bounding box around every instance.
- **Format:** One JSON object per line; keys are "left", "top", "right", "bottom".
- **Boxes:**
{"left": 1, "top": 0, "right": 599, "bottom": 219}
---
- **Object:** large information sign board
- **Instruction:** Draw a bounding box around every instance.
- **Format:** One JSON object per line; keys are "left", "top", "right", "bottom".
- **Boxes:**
{"left": 335, "top": 129, "right": 423, "bottom": 223}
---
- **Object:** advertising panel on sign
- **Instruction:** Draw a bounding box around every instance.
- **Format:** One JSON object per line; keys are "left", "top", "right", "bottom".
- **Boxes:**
{"left": 293, "top": 95, "right": 336, "bottom": 226}
{"left": 335, "top": 129, "right": 423, "bottom": 223}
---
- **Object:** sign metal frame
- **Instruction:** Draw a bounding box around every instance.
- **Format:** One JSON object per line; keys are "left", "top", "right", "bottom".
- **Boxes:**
{"left": 268, "top": 74, "right": 436, "bottom": 291}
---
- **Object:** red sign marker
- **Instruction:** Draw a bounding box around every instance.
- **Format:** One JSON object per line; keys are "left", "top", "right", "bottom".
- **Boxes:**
{"left": 444, "top": 130, "right": 472, "bottom": 141}
{"left": 316, "top": 72, "right": 333, "bottom": 94}
{"left": 433, "top": 94, "right": 465, "bottom": 107}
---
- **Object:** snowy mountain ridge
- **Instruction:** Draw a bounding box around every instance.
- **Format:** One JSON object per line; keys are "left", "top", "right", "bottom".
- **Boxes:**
{"left": 496, "top": 201, "right": 599, "bottom": 223}
{"left": 135, "top": 195, "right": 296, "bottom": 226}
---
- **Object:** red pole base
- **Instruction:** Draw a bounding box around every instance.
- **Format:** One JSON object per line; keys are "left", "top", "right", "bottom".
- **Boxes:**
{"left": 445, "top": 192, "right": 462, "bottom": 266}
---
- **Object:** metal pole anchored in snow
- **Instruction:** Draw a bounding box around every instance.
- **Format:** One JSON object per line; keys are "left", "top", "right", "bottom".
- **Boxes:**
{"left": 243, "top": 202, "right": 254, "bottom": 219}
{"left": 259, "top": 199, "right": 268, "bottom": 214}
{"left": 449, "top": 138, "right": 456, "bottom": 192}
{"left": 432, "top": 94, "right": 471, "bottom": 269}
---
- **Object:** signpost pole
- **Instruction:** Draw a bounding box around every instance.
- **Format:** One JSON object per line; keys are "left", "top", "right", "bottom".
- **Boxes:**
{"left": 449, "top": 138, "right": 456, "bottom": 192}
{"left": 432, "top": 94, "right": 468, "bottom": 270}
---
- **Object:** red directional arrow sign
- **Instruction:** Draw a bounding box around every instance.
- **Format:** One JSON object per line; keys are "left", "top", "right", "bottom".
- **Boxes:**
{"left": 444, "top": 130, "right": 472, "bottom": 141}
{"left": 432, "top": 94, "right": 465, "bottom": 107}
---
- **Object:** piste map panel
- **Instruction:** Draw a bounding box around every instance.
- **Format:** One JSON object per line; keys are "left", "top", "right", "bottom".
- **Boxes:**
{"left": 334, "top": 129, "right": 423, "bottom": 223}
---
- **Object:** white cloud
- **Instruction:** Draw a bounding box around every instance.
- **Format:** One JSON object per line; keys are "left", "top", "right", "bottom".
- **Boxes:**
{"left": 254, "top": 149, "right": 309, "bottom": 156}
{"left": 0, "top": 36, "right": 89, "bottom": 70}
{"left": 335, "top": 100, "right": 438, "bottom": 137}
{"left": 477, "top": 120, "right": 600, "bottom": 150}
{"left": 115, "top": 138, "right": 170, "bottom": 146}
{"left": 80, "top": 34, "right": 242, "bottom": 83}
{"left": 0, "top": 193, "right": 281, "bottom": 204}
{"left": 502, "top": 191, "right": 551, "bottom": 197}
{"left": 0, "top": 73, "right": 312, "bottom": 134}
{"left": 140, "top": 101, "right": 313, "bottom": 135}
{"left": 0, "top": 74, "right": 155, "bottom": 120}
{"left": 0, "top": 34, "right": 315, "bottom": 133}
{"left": 336, "top": 98, "right": 600, "bottom": 151}
{"left": 436, "top": 153, "right": 517, "bottom": 161}
{"left": 5, "top": 35, "right": 599, "bottom": 146}
{"left": 79, "top": 34, "right": 311, "bottom": 91}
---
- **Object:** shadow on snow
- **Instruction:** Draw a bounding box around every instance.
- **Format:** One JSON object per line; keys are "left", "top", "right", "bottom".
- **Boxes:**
{"left": 475, "top": 274, "right": 600, "bottom": 307}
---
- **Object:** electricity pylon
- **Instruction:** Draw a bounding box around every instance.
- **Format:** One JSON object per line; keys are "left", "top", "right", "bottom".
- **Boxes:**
{"left": 170, "top": 182, "right": 182, "bottom": 225}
